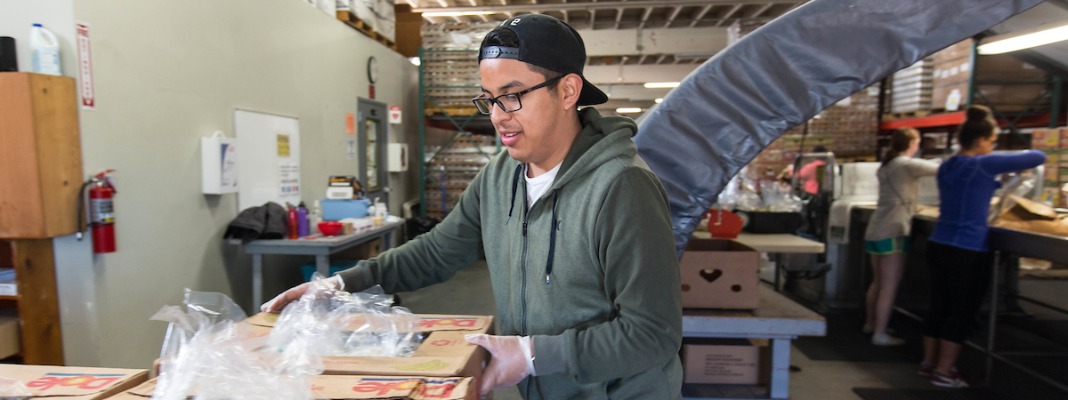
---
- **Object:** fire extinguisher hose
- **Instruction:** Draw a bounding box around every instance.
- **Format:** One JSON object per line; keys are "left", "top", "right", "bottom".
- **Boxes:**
{"left": 75, "top": 179, "right": 93, "bottom": 240}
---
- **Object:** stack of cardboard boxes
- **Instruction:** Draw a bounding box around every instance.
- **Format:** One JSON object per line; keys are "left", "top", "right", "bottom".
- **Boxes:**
{"left": 889, "top": 59, "right": 934, "bottom": 114}
{"left": 678, "top": 238, "right": 770, "bottom": 386}
{"left": 930, "top": 38, "right": 1049, "bottom": 113}
{"left": 1031, "top": 127, "right": 1068, "bottom": 207}
{"left": 0, "top": 314, "right": 489, "bottom": 399}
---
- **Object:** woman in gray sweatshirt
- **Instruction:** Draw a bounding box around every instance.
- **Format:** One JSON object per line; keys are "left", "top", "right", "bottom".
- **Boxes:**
{"left": 863, "top": 127, "right": 939, "bottom": 346}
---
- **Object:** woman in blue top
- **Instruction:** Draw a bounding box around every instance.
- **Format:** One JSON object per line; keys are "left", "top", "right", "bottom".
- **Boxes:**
{"left": 921, "top": 105, "right": 1046, "bottom": 388}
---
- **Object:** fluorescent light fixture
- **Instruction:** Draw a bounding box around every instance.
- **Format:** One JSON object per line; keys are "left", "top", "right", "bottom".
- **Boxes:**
{"left": 654, "top": 98, "right": 664, "bottom": 104}
{"left": 643, "top": 82, "right": 680, "bottom": 89}
{"left": 409, "top": 57, "right": 421, "bottom": 66}
{"left": 616, "top": 107, "right": 643, "bottom": 114}
{"left": 978, "top": 20, "right": 1068, "bottom": 55}
{"left": 422, "top": 10, "right": 499, "bottom": 17}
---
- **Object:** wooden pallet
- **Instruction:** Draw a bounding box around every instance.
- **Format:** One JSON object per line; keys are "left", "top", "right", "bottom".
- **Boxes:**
{"left": 335, "top": 11, "right": 397, "bottom": 50}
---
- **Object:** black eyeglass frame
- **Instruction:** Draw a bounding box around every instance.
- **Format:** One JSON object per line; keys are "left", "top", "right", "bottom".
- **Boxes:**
{"left": 471, "top": 74, "right": 566, "bottom": 115}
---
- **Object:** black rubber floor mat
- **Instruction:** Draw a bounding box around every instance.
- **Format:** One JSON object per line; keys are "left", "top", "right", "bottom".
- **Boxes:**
{"left": 852, "top": 387, "right": 1008, "bottom": 400}
{"left": 793, "top": 311, "right": 921, "bottom": 362}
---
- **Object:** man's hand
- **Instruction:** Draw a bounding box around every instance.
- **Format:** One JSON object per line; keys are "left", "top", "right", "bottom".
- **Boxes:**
{"left": 259, "top": 275, "right": 344, "bottom": 313}
{"left": 464, "top": 334, "right": 535, "bottom": 396}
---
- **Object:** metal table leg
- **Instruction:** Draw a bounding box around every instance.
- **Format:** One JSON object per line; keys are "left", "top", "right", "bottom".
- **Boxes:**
{"left": 252, "top": 254, "right": 264, "bottom": 309}
{"left": 316, "top": 255, "right": 330, "bottom": 278}
{"left": 769, "top": 338, "right": 791, "bottom": 399}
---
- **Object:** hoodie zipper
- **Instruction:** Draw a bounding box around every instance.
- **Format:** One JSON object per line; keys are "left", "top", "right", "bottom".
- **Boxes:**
{"left": 520, "top": 188, "right": 531, "bottom": 336}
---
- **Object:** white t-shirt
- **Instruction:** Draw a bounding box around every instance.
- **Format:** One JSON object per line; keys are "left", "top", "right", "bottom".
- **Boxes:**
{"left": 525, "top": 163, "right": 561, "bottom": 209}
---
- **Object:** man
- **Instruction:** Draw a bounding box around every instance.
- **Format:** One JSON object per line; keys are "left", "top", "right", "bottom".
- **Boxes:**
{"left": 264, "top": 14, "right": 682, "bottom": 399}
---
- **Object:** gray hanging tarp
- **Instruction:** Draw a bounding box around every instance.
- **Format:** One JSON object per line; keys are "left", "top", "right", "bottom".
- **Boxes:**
{"left": 634, "top": 0, "right": 1044, "bottom": 253}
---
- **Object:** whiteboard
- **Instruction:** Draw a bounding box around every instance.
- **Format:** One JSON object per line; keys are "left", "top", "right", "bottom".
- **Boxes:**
{"left": 234, "top": 109, "right": 301, "bottom": 211}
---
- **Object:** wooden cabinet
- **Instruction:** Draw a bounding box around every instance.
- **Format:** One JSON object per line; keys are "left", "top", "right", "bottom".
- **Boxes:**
{"left": 0, "top": 72, "right": 83, "bottom": 238}
{"left": 0, "top": 72, "right": 77, "bottom": 364}
{"left": 0, "top": 239, "right": 63, "bottom": 365}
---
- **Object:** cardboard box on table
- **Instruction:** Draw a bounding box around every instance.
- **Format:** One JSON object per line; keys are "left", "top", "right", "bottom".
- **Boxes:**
{"left": 682, "top": 338, "right": 771, "bottom": 385}
{"left": 107, "top": 375, "right": 476, "bottom": 400}
{"left": 679, "top": 239, "right": 760, "bottom": 309}
{"left": 0, "top": 365, "right": 147, "bottom": 400}
{"left": 243, "top": 313, "right": 492, "bottom": 380}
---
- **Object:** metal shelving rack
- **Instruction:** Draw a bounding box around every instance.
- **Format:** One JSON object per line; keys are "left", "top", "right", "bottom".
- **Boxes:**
{"left": 417, "top": 47, "right": 501, "bottom": 219}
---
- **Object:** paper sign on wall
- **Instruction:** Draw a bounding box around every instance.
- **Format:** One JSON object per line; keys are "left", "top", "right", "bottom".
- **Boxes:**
{"left": 389, "top": 106, "right": 402, "bottom": 125}
{"left": 277, "top": 134, "right": 290, "bottom": 156}
{"left": 76, "top": 22, "right": 95, "bottom": 110}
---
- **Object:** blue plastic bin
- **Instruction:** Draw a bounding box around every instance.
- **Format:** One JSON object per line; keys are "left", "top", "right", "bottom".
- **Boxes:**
{"left": 321, "top": 199, "right": 371, "bottom": 220}
{"left": 300, "top": 260, "right": 359, "bottom": 282}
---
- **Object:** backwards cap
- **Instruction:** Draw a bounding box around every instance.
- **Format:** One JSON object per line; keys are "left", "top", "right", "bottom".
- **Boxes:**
{"left": 478, "top": 14, "right": 608, "bottom": 106}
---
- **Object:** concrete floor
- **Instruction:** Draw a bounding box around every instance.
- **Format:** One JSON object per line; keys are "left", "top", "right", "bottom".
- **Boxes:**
{"left": 396, "top": 261, "right": 951, "bottom": 400}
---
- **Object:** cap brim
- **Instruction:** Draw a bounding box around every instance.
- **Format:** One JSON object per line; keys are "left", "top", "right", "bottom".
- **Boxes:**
{"left": 578, "top": 77, "right": 608, "bottom": 106}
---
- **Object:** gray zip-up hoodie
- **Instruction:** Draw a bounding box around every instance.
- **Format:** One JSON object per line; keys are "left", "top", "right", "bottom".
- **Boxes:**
{"left": 339, "top": 108, "right": 682, "bottom": 399}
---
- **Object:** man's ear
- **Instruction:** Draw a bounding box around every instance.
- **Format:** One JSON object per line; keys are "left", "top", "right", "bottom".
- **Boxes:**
{"left": 559, "top": 74, "right": 582, "bottom": 110}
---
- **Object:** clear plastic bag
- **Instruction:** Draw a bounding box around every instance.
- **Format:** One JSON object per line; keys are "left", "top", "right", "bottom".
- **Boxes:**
{"left": 0, "top": 375, "right": 30, "bottom": 398}
{"left": 267, "top": 276, "right": 422, "bottom": 358}
{"left": 151, "top": 289, "right": 314, "bottom": 400}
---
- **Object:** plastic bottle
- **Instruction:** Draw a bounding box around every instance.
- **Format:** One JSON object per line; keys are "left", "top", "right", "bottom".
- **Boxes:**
{"left": 310, "top": 200, "right": 323, "bottom": 233}
{"left": 297, "top": 202, "right": 309, "bottom": 237}
{"left": 287, "top": 204, "right": 298, "bottom": 239}
{"left": 30, "top": 24, "right": 61, "bottom": 76}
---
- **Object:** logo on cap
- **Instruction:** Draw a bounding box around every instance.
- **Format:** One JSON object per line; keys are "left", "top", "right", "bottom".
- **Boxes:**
{"left": 510, "top": 18, "right": 521, "bottom": 26}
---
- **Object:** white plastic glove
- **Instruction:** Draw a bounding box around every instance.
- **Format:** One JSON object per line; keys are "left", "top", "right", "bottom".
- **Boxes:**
{"left": 260, "top": 275, "right": 344, "bottom": 313}
{"left": 464, "top": 334, "right": 535, "bottom": 396}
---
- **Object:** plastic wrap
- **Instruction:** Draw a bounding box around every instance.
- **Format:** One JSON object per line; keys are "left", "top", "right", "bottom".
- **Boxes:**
{"left": 267, "top": 279, "right": 422, "bottom": 359}
{"left": 633, "top": 0, "right": 1044, "bottom": 253}
{"left": 151, "top": 289, "right": 315, "bottom": 400}
{"left": 150, "top": 277, "right": 425, "bottom": 399}
{"left": 0, "top": 376, "right": 30, "bottom": 398}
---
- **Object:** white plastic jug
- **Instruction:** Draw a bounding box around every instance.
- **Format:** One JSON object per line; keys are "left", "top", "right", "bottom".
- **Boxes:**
{"left": 30, "top": 23, "right": 61, "bottom": 76}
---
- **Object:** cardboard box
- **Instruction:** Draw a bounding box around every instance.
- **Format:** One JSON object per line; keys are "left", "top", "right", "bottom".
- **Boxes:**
{"left": 932, "top": 39, "right": 974, "bottom": 65}
{"left": 679, "top": 239, "right": 760, "bottom": 309}
{"left": 0, "top": 365, "right": 147, "bottom": 400}
{"left": 682, "top": 338, "right": 770, "bottom": 385}
{"left": 244, "top": 313, "right": 492, "bottom": 379}
{"left": 108, "top": 375, "right": 476, "bottom": 400}
{"left": 0, "top": 311, "right": 18, "bottom": 359}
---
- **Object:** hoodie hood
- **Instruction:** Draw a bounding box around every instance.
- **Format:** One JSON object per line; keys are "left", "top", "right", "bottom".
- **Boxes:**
{"left": 551, "top": 108, "right": 638, "bottom": 190}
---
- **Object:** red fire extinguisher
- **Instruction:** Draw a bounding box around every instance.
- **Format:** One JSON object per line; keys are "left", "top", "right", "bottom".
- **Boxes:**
{"left": 77, "top": 170, "right": 117, "bottom": 253}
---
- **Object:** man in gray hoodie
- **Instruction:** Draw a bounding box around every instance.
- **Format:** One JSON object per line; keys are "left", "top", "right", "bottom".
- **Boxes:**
{"left": 265, "top": 14, "right": 682, "bottom": 399}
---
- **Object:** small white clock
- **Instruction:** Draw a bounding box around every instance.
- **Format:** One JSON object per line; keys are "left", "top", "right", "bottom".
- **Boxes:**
{"left": 367, "top": 56, "right": 379, "bottom": 84}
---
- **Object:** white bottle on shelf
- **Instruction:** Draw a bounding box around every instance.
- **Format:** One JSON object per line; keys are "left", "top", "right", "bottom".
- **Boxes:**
{"left": 30, "top": 23, "right": 61, "bottom": 76}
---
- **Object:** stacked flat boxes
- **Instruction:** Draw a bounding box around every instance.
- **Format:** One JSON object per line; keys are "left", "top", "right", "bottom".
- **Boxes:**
{"left": 421, "top": 21, "right": 497, "bottom": 115}
{"left": 1030, "top": 128, "right": 1068, "bottom": 207}
{"left": 931, "top": 38, "right": 1049, "bottom": 113}
{"left": 749, "top": 87, "right": 880, "bottom": 179}
{"left": 890, "top": 59, "right": 933, "bottom": 114}
{"left": 420, "top": 22, "right": 501, "bottom": 219}
{"left": 424, "top": 135, "right": 499, "bottom": 219}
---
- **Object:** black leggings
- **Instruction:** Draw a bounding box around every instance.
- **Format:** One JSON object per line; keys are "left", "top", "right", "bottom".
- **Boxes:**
{"left": 922, "top": 241, "right": 993, "bottom": 344}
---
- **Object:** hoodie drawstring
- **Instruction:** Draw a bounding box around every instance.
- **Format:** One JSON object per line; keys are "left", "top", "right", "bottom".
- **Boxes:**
{"left": 545, "top": 189, "right": 559, "bottom": 284}
{"left": 507, "top": 164, "right": 523, "bottom": 220}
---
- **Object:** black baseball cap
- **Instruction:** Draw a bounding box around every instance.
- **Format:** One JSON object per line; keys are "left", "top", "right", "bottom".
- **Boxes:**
{"left": 478, "top": 14, "right": 608, "bottom": 106}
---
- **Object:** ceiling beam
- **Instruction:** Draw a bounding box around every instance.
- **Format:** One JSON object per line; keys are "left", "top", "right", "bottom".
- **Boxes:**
{"left": 717, "top": 4, "right": 744, "bottom": 26}
{"left": 752, "top": 3, "right": 774, "bottom": 18}
{"left": 413, "top": 1, "right": 794, "bottom": 14}
{"left": 690, "top": 4, "right": 714, "bottom": 28}
{"left": 578, "top": 26, "right": 727, "bottom": 57}
{"left": 585, "top": 64, "right": 699, "bottom": 85}
{"left": 665, "top": 6, "right": 683, "bottom": 28}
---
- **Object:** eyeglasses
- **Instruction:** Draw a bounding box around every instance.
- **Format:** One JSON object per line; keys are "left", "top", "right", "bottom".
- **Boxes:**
{"left": 472, "top": 75, "right": 565, "bottom": 114}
